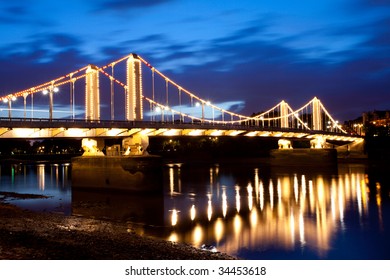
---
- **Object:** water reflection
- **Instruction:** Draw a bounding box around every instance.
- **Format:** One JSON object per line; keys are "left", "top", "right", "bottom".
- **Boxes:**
{"left": 0, "top": 160, "right": 389, "bottom": 259}
{"left": 0, "top": 163, "right": 71, "bottom": 214}
{"left": 161, "top": 163, "right": 389, "bottom": 259}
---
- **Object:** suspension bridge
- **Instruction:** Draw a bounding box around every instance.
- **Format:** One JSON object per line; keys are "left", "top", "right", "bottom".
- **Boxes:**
{"left": 0, "top": 53, "right": 362, "bottom": 155}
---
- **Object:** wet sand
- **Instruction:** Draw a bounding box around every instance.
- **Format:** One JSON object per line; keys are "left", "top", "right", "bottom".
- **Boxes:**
{"left": 0, "top": 195, "right": 235, "bottom": 260}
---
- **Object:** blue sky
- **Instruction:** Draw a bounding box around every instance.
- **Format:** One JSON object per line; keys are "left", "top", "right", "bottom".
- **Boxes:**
{"left": 0, "top": 0, "right": 389, "bottom": 121}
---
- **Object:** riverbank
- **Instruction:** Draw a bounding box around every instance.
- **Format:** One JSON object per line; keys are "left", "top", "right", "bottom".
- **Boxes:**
{"left": 0, "top": 197, "right": 235, "bottom": 260}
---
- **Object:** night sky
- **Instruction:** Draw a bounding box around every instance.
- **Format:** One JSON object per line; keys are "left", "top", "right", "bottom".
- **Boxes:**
{"left": 0, "top": 0, "right": 389, "bottom": 121}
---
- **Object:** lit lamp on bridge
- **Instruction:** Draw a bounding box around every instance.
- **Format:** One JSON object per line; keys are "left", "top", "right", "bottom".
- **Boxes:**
{"left": 42, "top": 86, "right": 59, "bottom": 120}
{"left": 195, "top": 101, "right": 205, "bottom": 122}
{"left": 3, "top": 96, "right": 17, "bottom": 119}
{"left": 155, "top": 106, "right": 164, "bottom": 121}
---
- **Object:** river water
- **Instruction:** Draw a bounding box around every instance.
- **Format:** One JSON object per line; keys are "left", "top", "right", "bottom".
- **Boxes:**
{"left": 0, "top": 160, "right": 389, "bottom": 259}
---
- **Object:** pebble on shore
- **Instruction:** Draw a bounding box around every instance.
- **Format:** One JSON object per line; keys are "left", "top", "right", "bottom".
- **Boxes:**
{"left": 0, "top": 198, "right": 235, "bottom": 260}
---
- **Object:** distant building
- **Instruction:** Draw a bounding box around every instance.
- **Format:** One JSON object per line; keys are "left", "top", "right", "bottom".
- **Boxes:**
{"left": 363, "top": 110, "right": 390, "bottom": 126}
{"left": 344, "top": 116, "right": 364, "bottom": 136}
{"left": 363, "top": 110, "right": 390, "bottom": 137}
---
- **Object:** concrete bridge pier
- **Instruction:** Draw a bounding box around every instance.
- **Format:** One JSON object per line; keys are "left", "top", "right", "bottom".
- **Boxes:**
{"left": 122, "top": 133, "right": 149, "bottom": 156}
{"left": 278, "top": 139, "right": 292, "bottom": 149}
{"left": 80, "top": 133, "right": 149, "bottom": 157}
{"left": 273, "top": 136, "right": 337, "bottom": 166}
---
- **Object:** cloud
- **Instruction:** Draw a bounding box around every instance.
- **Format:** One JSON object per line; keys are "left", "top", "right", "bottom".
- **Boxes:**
{"left": 0, "top": 3, "right": 48, "bottom": 26}
{"left": 2, "top": 104, "right": 85, "bottom": 120}
{"left": 354, "top": 0, "right": 390, "bottom": 9}
{"left": 98, "top": 0, "right": 174, "bottom": 11}
{"left": 0, "top": 32, "right": 84, "bottom": 60}
{"left": 156, "top": 10, "right": 390, "bottom": 120}
{"left": 145, "top": 101, "right": 246, "bottom": 120}
{"left": 0, "top": 32, "right": 91, "bottom": 96}
{"left": 5, "top": 5, "right": 28, "bottom": 16}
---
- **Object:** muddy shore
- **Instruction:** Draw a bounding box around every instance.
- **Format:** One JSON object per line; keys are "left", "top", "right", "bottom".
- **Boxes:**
{"left": 0, "top": 194, "right": 235, "bottom": 260}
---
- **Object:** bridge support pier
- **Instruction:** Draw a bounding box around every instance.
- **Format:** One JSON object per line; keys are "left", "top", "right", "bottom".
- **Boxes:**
{"left": 81, "top": 138, "right": 105, "bottom": 156}
{"left": 310, "top": 135, "right": 326, "bottom": 149}
{"left": 278, "top": 139, "right": 292, "bottom": 149}
{"left": 122, "top": 134, "right": 149, "bottom": 156}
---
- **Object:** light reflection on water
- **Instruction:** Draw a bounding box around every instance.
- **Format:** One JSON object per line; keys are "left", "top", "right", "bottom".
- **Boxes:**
{"left": 0, "top": 163, "right": 71, "bottom": 214}
{"left": 0, "top": 161, "right": 389, "bottom": 259}
{"left": 161, "top": 163, "right": 388, "bottom": 259}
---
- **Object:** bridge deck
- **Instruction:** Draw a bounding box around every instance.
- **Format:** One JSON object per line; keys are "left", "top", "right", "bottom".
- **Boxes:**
{"left": 0, "top": 117, "right": 361, "bottom": 141}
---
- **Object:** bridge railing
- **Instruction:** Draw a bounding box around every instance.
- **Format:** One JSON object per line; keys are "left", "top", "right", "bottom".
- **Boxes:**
{"left": 0, "top": 116, "right": 354, "bottom": 137}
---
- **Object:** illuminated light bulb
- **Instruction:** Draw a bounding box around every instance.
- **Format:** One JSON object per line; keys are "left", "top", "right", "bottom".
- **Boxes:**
{"left": 3, "top": 99, "right": 8, "bottom": 103}
{"left": 53, "top": 87, "right": 59, "bottom": 93}
{"left": 155, "top": 107, "right": 161, "bottom": 112}
{"left": 195, "top": 102, "right": 200, "bottom": 107}
{"left": 11, "top": 96, "right": 17, "bottom": 101}
{"left": 42, "top": 89, "right": 49, "bottom": 95}
{"left": 206, "top": 101, "right": 211, "bottom": 105}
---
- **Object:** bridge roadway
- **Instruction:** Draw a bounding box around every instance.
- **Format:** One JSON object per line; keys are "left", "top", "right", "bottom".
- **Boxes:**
{"left": 0, "top": 117, "right": 361, "bottom": 142}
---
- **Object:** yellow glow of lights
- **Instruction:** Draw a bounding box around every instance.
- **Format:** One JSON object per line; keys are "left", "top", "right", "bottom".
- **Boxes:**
{"left": 294, "top": 175, "right": 299, "bottom": 203}
{"left": 169, "top": 167, "right": 174, "bottom": 194}
{"left": 64, "top": 128, "right": 87, "bottom": 137}
{"left": 13, "top": 128, "right": 35, "bottom": 138}
{"left": 250, "top": 208, "right": 258, "bottom": 227}
{"left": 259, "top": 181, "right": 264, "bottom": 210}
{"left": 209, "top": 130, "right": 223, "bottom": 136}
{"left": 188, "top": 129, "right": 204, "bottom": 136}
{"left": 222, "top": 188, "right": 227, "bottom": 217}
{"left": 269, "top": 181, "right": 274, "bottom": 209}
{"left": 233, "top": 214, "right": 242, "bottom": 235}
{"left": 37, "top": 164, "right": 45, "bottom": 190}
{"left": 140, "top": 128, "right": 155, "bottom": 135}
{"left": 228, "top": 130, "right": 245, "bottom": 136}
{"left": 190, "top": 205, "right": 196, "bottom": 221}
{"left": 106, "top": 129, "right": 126, "bottom": 136}
{"left": 171, "top": 209, "right": 178, "bottom": 226}
{"left": 247, "top": 184, "right": 253, "bottom": 211}
{"left": 163, "top": 129, "right": 180, "bottom": 136}
{"left": 259, "top": 131, "right": 271, "bottom": 137}
{"left": 207, "top": 197, "right": 213, "bottom": 221}
{"left": 376, "top": 182, "right": 381, "bottom": 207}
{"left": 214, "top": 219, "right": 224, "bottom": 242}
{"left": 235, "top": 185, "right": 241, "bottom": 213}
{"left": 168, "top": 232, "right": 178, "bottom": 243}
{"left": 192, "top": 225, "right": 203, "bottom": 246}
{"left": 245, "top": 131, "right": 258, "bottom": 137}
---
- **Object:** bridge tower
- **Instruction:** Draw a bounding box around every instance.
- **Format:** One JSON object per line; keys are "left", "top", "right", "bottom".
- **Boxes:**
{"left": 85, "top": 64, "right": 100, "bottom": 121}
{"left": 280, "top": 100, "right": 289, "bottom": 128}
{"left": 126, "top": 54, "right": 143, "bottom": 121}
{"left": 312, "top": 97, "right": 322, "bottom": 130}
